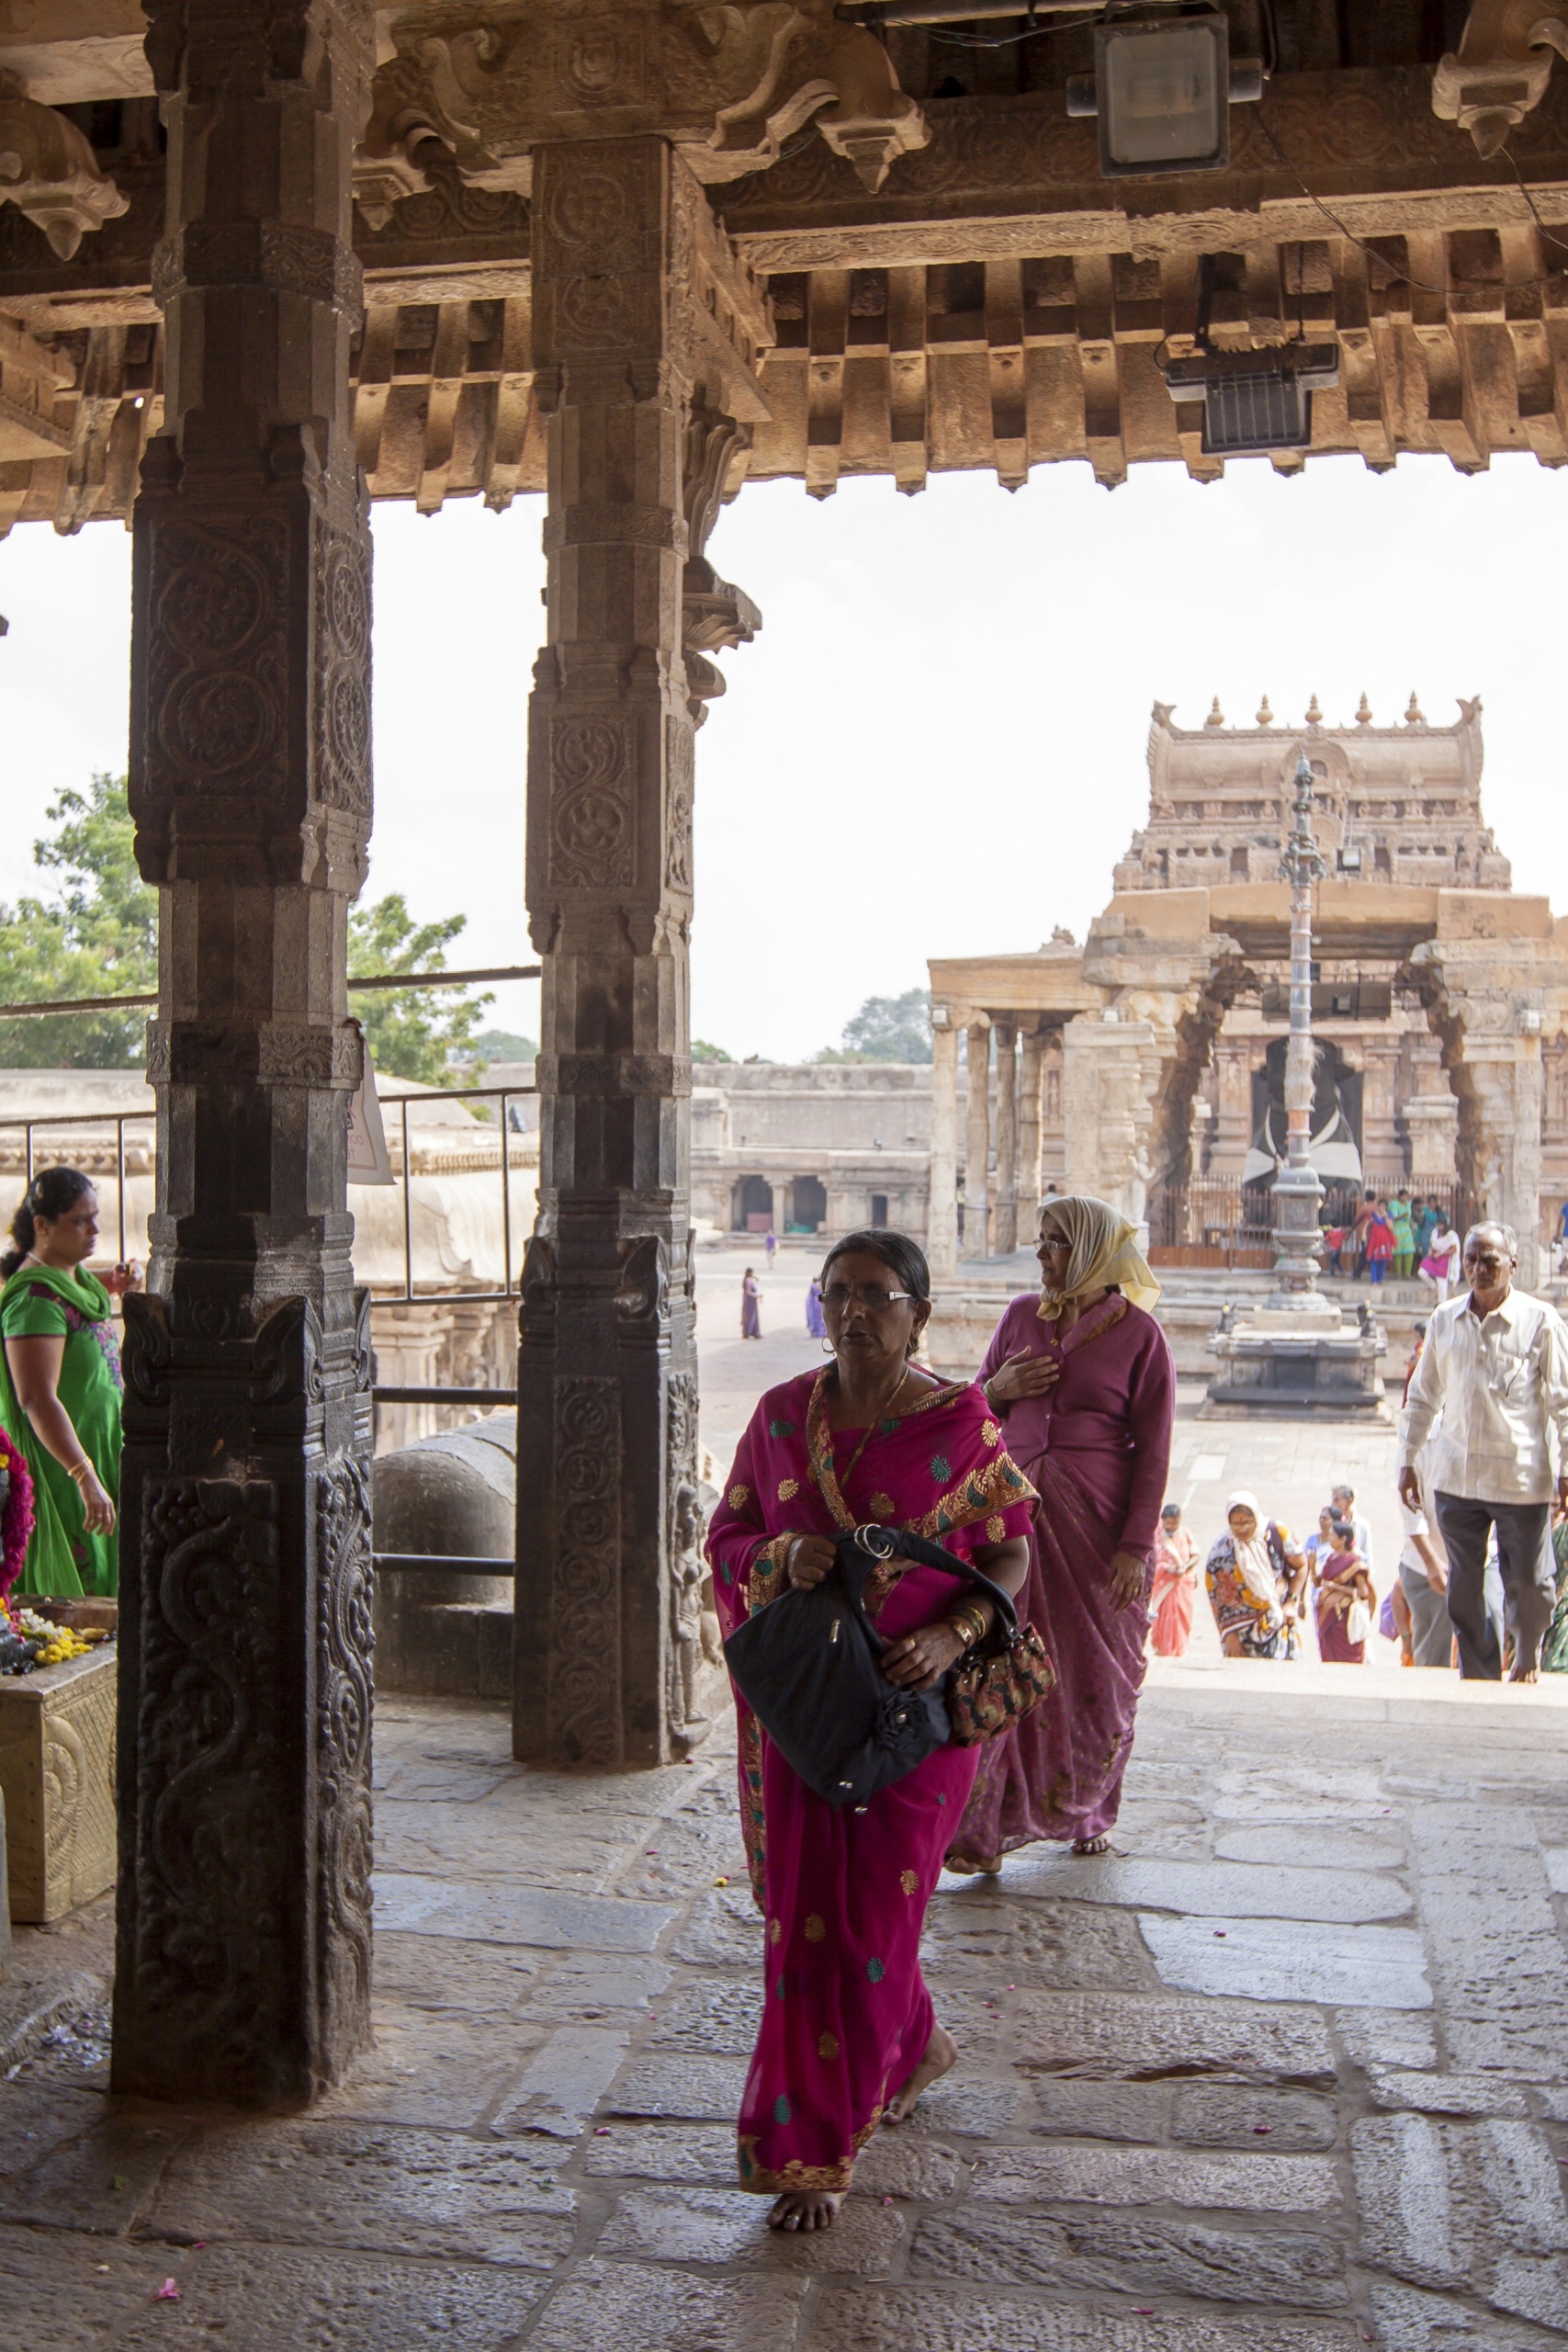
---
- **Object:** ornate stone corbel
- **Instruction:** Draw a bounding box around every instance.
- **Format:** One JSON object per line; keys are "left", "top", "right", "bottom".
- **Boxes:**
{"left": 700, "top": 15, "right": 928, "bottom": 191}
{"left": 682, "top": 402, "right": 761, "bottom": 724}
{"left": 1433, "top": 2, "right": 1568, "bottom": 158}
{"left": 0, "top": 71, "right": 130, "bottom": 259}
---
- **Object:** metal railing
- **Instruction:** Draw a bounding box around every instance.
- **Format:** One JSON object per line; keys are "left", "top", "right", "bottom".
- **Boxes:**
{"left": 372, "top": 1080, "right": 537, "bottom": 1309}
{"left": 0, "top": 1107, "right": 154, "bottom": 1270}
{"left": 373, "top": 1551, "right": 513, "bottom": 1577}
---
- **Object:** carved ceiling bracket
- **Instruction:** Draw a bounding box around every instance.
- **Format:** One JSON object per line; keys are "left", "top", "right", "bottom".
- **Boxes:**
{"left": 0, "top": 69, "right": 130, "bottom": 259}
{"left": 682, "top": 403, "right": 761, "bottom": 727}
{"left": 697, "top": 16, "right": 928, "bottom": 194}
{"left": 1434, "top": 1, "right": 1568, "bottom": 157}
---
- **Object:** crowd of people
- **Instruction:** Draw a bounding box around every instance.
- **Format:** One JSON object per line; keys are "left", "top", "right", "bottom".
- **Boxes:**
{"left": 708, "top": 1193, "right": 1568, "bottom": 2234}
{"left": 1321, "top": 1191, "right": 1462, "bottom": 1296}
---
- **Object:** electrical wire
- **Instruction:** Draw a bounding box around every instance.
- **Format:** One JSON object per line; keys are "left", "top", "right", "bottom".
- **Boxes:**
{"left": 924, "top": 13, "right": 1100, "bottom": 50}
{"left": 1254, "top": 107, "right": 1568, "bottom": 299}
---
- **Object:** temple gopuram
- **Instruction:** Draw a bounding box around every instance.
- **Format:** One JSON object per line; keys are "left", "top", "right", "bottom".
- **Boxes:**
{"left": 4, "top": 0, "right": 1568, "bottom": 2107}
{"left": 929, "top": 690, "right": 1567, "bottom": 1287}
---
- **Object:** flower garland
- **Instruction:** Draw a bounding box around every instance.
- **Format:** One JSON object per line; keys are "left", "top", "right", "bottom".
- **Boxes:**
{"left": 0, "top": 1426, "right": 36, "bottom": 1603}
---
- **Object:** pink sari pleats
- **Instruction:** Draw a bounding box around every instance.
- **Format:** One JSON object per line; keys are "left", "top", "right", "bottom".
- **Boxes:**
{"left": 707, "top": 1370, "right": 1035, "bottom": 2194}
{"left": 953, "top": 1448, "right": 1150, "bottom": 1857}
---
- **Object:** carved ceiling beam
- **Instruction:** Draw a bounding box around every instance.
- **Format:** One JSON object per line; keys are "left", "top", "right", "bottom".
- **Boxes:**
{"left": 366, "top": 1, "right": 928, "bottom": 199}
{"left": 1435, "top": 2, "right": 1568, "bottom": 159}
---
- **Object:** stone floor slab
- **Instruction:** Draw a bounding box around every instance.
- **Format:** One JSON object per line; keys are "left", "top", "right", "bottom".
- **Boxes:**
{"left": 596, "top": 2183, "right": 905, "bottom": 2273}
{"left": 605, "top": 2053, "right": 753, "bottom": 2120}
{"left": 644, "top": 1974, "right": 763, "bottom": 2052}
{"left": 1371, "top": 2075, "right": 1532, "bottom": 2118}
{"left": 0, "top": 2100, "right": 201, "bottom": 2235}
{"left": 528, "top": 2256, "right": 809, "bottom": 2352}
{"left": 1005, "top": 1852, "right": 1412, "bottom": 1923}
{"left": 150, "top": 2119, "right": 575, "bottom": 2267}
{"left": 1011, "top": 1989, "right": 1337, "bottom": 2083}
{"left": 807, "top": 2284, "right": 1365, "bottom": 2350}
{"left": 1169, "top": 2081, "right": 1340, "bottom": 2150}
{"left": 371, "top": 1871, "right": 674, "bottom": 1953}
{"left": 0, "top": 2219, "right": 195, "bottom": 2352}
{"left": 490, "top": 2025, "right": 633, "bottom": 2138}
{"left": 313, "top": 2000, "right": 543, "bottom": 2129}
{"left": 581, "top": 2121, "right": 737, "bottom": 2182}
{"left": 921, "top": 1893, "right": 1160, "bottom": 1989}
{"left": 112, "top": 2241, "right": 545, "bottom": 2350}
{"left": 971, "top": 2143, "right": 1341, "bottom": 2210}
{"left": 1215, "top": 1824, "right": 1408, "bottom": 1871}
{"left": 1140, "top": 1914, "right": 1433, "bottom": 2009}
{"left": 911, "top": 2202, "right": 1349, "bottom": 2307}
{"left": 369, "top": 1931, "right": 545, "bottom": 2016}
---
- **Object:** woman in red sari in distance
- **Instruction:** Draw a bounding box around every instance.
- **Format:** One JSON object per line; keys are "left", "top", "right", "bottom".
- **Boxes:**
{"left": 948, "top": 1194, "right": 1174, "bottom": 1869}
{"left": 706, "top": 1230, "right": 1034, "bottom": 2233}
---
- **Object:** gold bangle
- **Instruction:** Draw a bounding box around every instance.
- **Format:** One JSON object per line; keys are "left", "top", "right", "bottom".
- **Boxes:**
{"left": 67, "top": 1460, "right": 94, "bottom": 1486}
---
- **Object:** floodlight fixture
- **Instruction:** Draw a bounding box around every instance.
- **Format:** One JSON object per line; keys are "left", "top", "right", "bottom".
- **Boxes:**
{"left": 1162, "top": 342, "right": 1340, "bottom": 458}
{"left": 1064, "top": 6, "right": 1264, "bottom": 180}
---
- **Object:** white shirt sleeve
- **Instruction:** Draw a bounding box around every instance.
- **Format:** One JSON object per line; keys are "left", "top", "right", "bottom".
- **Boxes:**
{"left": 1400, "top": 1321, "right": 1445, "bottom": 1468}
{"left": 1541, "top": 1308, "right": 1568, "bottom": 1478}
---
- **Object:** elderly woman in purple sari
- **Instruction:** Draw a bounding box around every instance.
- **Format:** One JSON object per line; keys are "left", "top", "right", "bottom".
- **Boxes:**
{"left": 947, "top": 1194, "right": 1174, "bottom": 1869}
{"left": 708, "top": 1229, "right": 1035, "bottom": 2233}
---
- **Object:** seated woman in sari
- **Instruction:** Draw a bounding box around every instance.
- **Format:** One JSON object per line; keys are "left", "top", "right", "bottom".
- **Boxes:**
{"left": 1204, "top": 1493, "right": 1308, "bottom": 1659}
{"left": 1315, "top": 1512, "right": 1374, "bottom": 1663}
{"left": 947, "top": 1194, "right": 1174, "bottom": 1868}
{"left": 706, "top": 1230, "right": 1034, "bottom": 2233}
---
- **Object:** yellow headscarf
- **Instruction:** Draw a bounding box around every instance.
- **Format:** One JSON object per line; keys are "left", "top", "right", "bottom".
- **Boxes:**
{"left": 1036, "top": 1193, "right": 1161, "bottom": 1321}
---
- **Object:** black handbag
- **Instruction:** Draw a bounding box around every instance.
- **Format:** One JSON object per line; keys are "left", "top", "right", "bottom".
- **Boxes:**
{"left": 722, "top": 1522, "right": 1022, "bottom": 1809}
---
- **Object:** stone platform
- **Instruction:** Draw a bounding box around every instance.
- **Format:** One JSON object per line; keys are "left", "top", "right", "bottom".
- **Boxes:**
{"left": 4, "top": 1666, "right": 1568, "bottom": 2348}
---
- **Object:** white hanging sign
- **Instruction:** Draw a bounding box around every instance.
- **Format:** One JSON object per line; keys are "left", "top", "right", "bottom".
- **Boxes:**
{"left": 346, "top": 1033, "right": 395, "bottom": 1186}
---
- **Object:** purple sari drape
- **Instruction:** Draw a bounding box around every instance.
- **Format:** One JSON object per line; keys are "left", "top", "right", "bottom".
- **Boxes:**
{"left": 706, "top": 1369, "right": 1036, "bottom": 2195}
{"left": 951, "top": 1291, "right": 1174, "bottom": 1860}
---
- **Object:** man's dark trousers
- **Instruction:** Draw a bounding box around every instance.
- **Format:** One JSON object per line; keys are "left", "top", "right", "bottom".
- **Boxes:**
{"left": 1431, "top": 1491, "right": 1554, "bottom": 1678}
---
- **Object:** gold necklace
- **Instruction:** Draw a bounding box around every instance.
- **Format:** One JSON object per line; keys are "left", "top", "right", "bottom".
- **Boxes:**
{"left": 834, "top": 1363, "right": 915, "bottom": 1489}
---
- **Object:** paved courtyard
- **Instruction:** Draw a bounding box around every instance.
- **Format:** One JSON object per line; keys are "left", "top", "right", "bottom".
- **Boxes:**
{"left": 5, "top": 1659, "right": 1568, "bottom": 2348}
{"left": 3, "top": 1247, "right": 1565, "bottom": 2346}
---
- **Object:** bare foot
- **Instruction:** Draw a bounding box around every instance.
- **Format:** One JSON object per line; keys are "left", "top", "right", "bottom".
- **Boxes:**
{"left": 945, "top": 1851, "right": 1002, "bottom": 1876}
{"left": 886, "top": 2022, "right": 957, "bottom": 2124}
{"left": 767, "top": 2190, "right": 840, "bottom": 2232}
{"left": 1510, "top": 1663, "right": 1541, "bottom": 1684}
{"left": 1073, "top": 1835, "right": 1113, "bottom": 1857}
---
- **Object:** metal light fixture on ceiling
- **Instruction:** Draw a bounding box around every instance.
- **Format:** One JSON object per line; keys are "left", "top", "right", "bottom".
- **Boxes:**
{"left": 1064, "top": 6, "right": 1264, "bottom": 178}
{"left": 1158, "top": 251, "right": 1339, "bottom": 458}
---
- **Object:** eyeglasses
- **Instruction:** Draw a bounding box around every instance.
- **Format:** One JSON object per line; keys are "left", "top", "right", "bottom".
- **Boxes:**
{"left": 820, "top": 1283, "right": 913, "bottom": 1314}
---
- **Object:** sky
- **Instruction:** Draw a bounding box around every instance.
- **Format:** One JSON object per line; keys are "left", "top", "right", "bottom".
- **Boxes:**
{"left": 2, "top": 447, "right": 1564, "bottom": 1063}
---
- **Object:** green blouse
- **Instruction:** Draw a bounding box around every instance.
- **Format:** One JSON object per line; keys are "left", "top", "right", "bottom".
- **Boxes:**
{"left": 0, "top": 1261, "right": 123, "bottom": 1597}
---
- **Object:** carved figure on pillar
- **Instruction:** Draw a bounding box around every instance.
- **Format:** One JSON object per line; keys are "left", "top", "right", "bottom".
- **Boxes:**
{"left": 518, "top": 141, "right": 767, "bottom": 1768}
{"left": 116, "top": 0, "right": 377, "bottom": 2109}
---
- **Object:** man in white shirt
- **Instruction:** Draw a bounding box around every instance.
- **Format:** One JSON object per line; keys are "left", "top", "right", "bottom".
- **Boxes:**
{"left": 1396, "top": 1495, "right": 1450, "bottom": 1668}
{"left": 1399, "top": 1221, "right": 1568, "bottom": 1680}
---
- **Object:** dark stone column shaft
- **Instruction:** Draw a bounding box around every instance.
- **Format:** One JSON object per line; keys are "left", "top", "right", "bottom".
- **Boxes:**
{"left": 515, "top": 137, "right": 703, "bottom": 1770}
{"left": 114, "top": 0, "right": 376, "bottom": 2109}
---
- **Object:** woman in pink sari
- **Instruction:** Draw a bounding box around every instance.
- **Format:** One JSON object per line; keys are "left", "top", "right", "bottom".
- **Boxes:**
{"left": 948, "top": 1194, "right": 1174, "bottom": 1868}
{"left": 707, "top": 1229, "right": 1034, "bottom": 2233}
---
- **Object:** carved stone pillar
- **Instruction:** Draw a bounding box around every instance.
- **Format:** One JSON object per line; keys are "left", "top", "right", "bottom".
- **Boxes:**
{"left": 1466, "top": 1035, "right": 1546, "bottom": 1287}
{"left": 1018, "top": 1027, "right": 1044, "bottom": 1245}
{"left": 993, "top": 1020, "right": 1019, "bottom": 1256}
{"left": 963, "top": 1022, "right": 990, "bottom": 1260}
{"left": 116, "top": 0, "right": 375, "bottom": 2109}
{"left": 517, "top": 141, "right": 762, "bottom": 1768}
{"left": 928, "top": 1022, "right": 958, "bottom": 1282}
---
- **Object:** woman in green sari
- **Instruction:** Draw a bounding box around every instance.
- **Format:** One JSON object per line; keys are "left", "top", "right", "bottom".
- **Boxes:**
{"left": 1545, "top": 1510, "right": 1568, "bottom": 1675}
{"left": 0, "top": 1167, "right": 137, "bottom": 1598}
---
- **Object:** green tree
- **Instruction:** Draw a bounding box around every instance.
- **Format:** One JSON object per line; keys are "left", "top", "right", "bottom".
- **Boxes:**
{"left": 691, "top": 1039, "right": 734, "bottom": 1063}
{"left": 0, "top": 774, "right": 157, "bottom": 1068}
{"left": 348, "top": 893, "right": 492, "bottom": 1089}
{"left": 815, "top": 989, "right": 931, "bottom": 1065}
